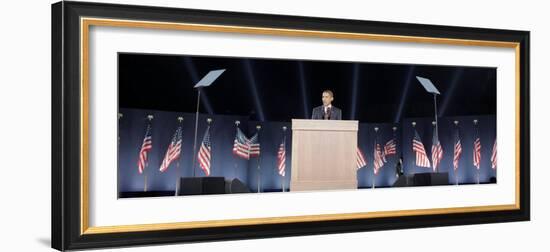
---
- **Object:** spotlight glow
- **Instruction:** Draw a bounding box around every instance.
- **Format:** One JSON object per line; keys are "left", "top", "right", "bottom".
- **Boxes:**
{"left": 438, "top": 68, "right": 464, "bottom": 117}
{"left": 394, "top": 66, "right": 415, "bottom": 123}
{"left": 298, "top": 62, "right": 310, "bottom": 119}
{"left": 244, "top": 59, "right": 266, "bottom": 121}
{"left": 183, "top": 57, "right": 214, "bottom": 114}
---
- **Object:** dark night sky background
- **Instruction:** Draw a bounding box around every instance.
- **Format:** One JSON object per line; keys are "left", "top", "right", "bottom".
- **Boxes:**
{"left": 118, "top": 53, "right": 496, "bottom": 122}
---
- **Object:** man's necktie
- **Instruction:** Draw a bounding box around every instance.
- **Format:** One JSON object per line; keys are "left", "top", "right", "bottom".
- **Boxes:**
{"left": 324, "top": 107, "right": 331, "bottom": 120}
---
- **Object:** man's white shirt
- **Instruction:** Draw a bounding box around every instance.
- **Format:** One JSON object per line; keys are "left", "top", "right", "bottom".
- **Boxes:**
{"left": 323, "top": 104, "right": 332, "bottom": 114}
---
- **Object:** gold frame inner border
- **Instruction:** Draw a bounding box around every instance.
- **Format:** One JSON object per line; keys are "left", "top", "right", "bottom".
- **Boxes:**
{"left": 79, "top": 17, "right": 521, "bottom": 235}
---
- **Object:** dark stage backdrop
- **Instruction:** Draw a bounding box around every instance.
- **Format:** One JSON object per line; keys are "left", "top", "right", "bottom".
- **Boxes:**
{"left": 401, "top": 115, "right": 497, "bottom": 184}
{"left": 118, "top": 108, "right": 496, "bottom": 193}
{"left": 118, "top": 108, "right": 290, "bottom": 193}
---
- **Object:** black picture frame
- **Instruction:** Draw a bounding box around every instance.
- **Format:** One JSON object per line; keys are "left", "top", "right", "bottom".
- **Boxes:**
{"left": 52, "top": 1, "right": 530, "bottom": 251}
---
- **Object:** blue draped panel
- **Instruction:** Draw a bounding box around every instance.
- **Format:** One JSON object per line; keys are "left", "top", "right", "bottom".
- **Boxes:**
{"left": 118, "top": 108, "right": 496, "bottom": 193}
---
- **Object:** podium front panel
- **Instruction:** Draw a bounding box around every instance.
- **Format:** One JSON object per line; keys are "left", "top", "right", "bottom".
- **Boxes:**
{"left": 290, "top": 119, "right": 358, "bottom": 191}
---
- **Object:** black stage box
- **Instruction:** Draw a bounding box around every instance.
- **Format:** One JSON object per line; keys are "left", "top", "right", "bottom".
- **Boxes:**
{"left": 225, "top": 178, "right": 251, "bottom": 194}
{"left": 413, "top": 172, "right": 449, "bottom": 186}
{"left": 178, "top": 177, "right": 226, "bottom": 196}
{"left": 392, "top": 174, "right": 414, "bottom": 187}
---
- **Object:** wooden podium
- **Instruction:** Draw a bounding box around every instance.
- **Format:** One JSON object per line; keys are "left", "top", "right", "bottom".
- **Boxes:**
{"left": 290, "top": 119, "right": 359, "bottom": 191}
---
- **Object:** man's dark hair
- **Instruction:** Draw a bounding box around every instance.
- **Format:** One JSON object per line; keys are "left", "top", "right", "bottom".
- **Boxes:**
{"left": 322, "top": 90, "right": 334, "bottom": 97}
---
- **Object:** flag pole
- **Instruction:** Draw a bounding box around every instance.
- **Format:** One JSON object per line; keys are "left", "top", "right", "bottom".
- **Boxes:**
{"left": 373, "top": 126, "right": 379, "bottom": 189}
{"left": 234, "top": 120, "right": 240, "bottom": 180}
{"left": 206, "top": 118, "right": 213, "bottom": 175}
{"left": 281, "top": 126, "right": 287, "bottom": 193}
{"left": 432, "top": 121, "right": 438, "bottom": 173}
{"left": 174, "top": 116, "right": 184, "bottom": 196}
{"left": 191, "top": 89, "right": 201, "bottom": 178}
{"left": 433, "top": 94, "right": 439, "bottom": 173}
{"left": 144, "top": 114, "right": 153, "bottom": 192}
{"left": 454, "top": 120, "right": 459, "bottom": 186}
{"left": 474, "top": 119, "right": 480, "bottom": 184}
{"left": 433, "top": 94, "right": 439, "bottom": 137}
{"left": 144, "top": 167, "right": 148, "bottom": 192}
{"left": 412, "top": 121, "right": 416, "bottom": 176}
{"left": 256, "top": 125, "right": 262, "bottom": 193}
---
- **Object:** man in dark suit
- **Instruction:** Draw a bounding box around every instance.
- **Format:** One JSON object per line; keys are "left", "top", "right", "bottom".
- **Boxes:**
{"left": 311, "top": 90, "right": 342, "bottom": 120}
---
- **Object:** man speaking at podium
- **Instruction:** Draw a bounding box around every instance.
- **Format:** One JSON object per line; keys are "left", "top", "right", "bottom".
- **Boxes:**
{"left": 311, "top": 90, "right": 342, "bottom": 120}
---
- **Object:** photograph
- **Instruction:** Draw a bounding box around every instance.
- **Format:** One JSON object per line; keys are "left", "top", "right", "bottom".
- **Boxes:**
{"left": 117, "top": 53, "right": 497, "bottom": 198}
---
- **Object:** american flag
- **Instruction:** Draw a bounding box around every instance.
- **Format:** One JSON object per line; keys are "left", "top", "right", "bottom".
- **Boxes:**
{"left": 233, "top": 127, "right": 250, "bottom": 159}
{"left": 384, "top": 139, "right": 397, "bottom": 156}
{"left": 373, "top": 143, "right": 385, "bottom": 174}
{"left": 491, "top": 139, "right": 497, "bottom": 169}
{"left": 453, "top": 128, "right": 462, "bottom": 171}
{"left": 431, "top": 127, "right": 444, "bottom": 172}
{"left": 248, "top": 132, "right": 261, "bottom": 158}
{"left": 159, "top": 126, "right": 182, "bottom": 172}
{"left": 198, "top": 127, "right": 212, "bottom": 176}
{"left": 473, "top": 130, "right": 481, "bottom": 170}
{"left": 137, "top": 123, "right": 153, "bottom": 174}
{"left": 356, "top": 147, "right": 367, "bottom": 169}
{"left": 277, "top": 137, "right": 286, "bottom": 176}
{"left": 413, "top": 130, "right": 431, "bottom": 168}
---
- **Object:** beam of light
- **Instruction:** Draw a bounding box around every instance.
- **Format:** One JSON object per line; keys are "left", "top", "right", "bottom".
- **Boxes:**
{"left": 350, "top": 63, "right": 360, "bottom": 120}
{"left": 438, "top": 68, "right": 464, "bottom": 117}
{"left": 183, "top": 57, "right": 214, "bottom": 114}
{"left": 244, "top": 59, "right": 265, "bottom": 121}
{"left": 394, "top": 66, "right": 415, "bottom": 123}
{"left": 298, "top": 62, "right": 310, "bottom": 119}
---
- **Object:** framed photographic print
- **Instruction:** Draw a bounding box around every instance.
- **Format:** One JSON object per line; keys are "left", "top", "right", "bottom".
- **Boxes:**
{"left": 51, "top": 1, "right": 530, "bottom": 251}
